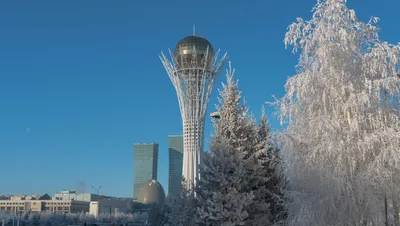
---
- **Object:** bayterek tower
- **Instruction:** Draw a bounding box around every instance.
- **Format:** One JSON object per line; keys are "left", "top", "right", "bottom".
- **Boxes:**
{"left": 161, "top": 32, "right": 227, "bottom": 189}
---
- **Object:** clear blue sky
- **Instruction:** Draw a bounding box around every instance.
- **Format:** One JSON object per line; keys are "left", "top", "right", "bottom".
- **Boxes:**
{"left": 0, "top": 0, "right": 399, "bottom": 198}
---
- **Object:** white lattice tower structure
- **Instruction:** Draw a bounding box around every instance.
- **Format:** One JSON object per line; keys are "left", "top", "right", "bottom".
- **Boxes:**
{"left": 160, "top": 34, "right": 227, "bottom": 189}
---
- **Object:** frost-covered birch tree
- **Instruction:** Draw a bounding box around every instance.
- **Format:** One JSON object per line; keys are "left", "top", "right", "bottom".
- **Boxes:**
{"left": 275, "top": 0, "right": 400, "bottom": 225}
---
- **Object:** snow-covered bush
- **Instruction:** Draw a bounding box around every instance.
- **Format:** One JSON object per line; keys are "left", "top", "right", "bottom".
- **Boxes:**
{"left": 0, "top": 211, "right": 142, "bottom": 225}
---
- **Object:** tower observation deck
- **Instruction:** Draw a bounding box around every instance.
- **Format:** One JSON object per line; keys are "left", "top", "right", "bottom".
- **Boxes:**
{"left": 161, "top": 34, "right": 227, "bottom": 189}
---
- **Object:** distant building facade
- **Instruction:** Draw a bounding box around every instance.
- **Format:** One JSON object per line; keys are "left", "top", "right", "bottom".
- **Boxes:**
{"left": 0, "top": 200, "right": 89, "bottom": 214}
{"left": 168, "top": 135, "right": 184, "bottom": 197}
{"left": 0, "top": 192, "right": 134, "bottom": 215}
{"left": 89, "top": 199, "right": 132, "bottom": 216}
{"left": 5, "top": 194, "right": 41, "bottom": 201}
{"left": 45, "top": 200, "right": 89, "bottom": 213}
{"left": 53, "top": 190, "right": 114, "bottom": 202}
{"left": 133, "top": 143, "right": 159, "bottom": 199}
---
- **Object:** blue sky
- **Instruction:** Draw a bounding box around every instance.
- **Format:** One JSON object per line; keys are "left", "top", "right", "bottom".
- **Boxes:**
{"left": 0, "top": 0, "right": 399, "bottom": 197}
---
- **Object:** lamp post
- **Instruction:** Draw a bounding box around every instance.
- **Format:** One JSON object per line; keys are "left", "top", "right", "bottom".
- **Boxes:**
{"left": 210, "top": 112, "right": 221, "bottom": 120}
{"left": 91, "top": 186, "right": 102, "bottom": 195}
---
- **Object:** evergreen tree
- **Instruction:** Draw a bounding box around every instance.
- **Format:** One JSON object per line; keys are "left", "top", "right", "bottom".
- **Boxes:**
{"left": 215, "top": 63, "right": 276, "bottom": 226}
{"left": 213, "top": 62, "right": 256, "bottom": 158}
{"left": 195, "top": 141, "right": 254, "bottom": 226}
{"left": 196, "top": 62, "right": 283, "bottom": 225}
{"left": 262, "top": 109, "right": 287, "bottom": 223}
{"left": 147, "top": 203, "right": 167, "bottom": 226}
{"left": 164, "top": 178, "right": 197, "bottom": 226}
{"left": 249, "top": 107, "right": 285, "bottom": 225}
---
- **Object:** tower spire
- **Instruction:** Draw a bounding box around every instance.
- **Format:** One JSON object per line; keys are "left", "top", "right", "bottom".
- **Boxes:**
{"left": 160, "top": 34, "right": 227, "bottom": 190}
{"left": 193, "top": 24, "right": 196, "bottom": 35}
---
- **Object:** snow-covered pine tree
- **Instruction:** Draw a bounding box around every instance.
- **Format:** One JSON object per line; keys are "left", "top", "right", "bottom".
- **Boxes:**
{"left": 147, "top": 203, "right": 167, "bottom": 226}
{"left": 213, "top": 62, "right": 256, "bottom": 157}
{"left": 254, "top": 107, "right": 285, "bottom": 224}
{"left": 239, "top": 106, "right": 274, "bottom": 226}
{"left": 164, "top": 178, "right": 197, "bottom": 226}
{"left": 276, "top": 0, "right": 400, "bottom": 225}
{"left": 210, "top": 62, "right": 277, "bottom": 225}
{"left": 195, "top": 140, "right": 254, "bottom": 226}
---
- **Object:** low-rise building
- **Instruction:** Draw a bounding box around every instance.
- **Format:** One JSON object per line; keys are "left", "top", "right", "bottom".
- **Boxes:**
{"left": 26, "top": 200, "right": 44, "bottom": 212}
{"left": 0, "top": 200, "right": 89, "bottom": 214}
{"left": 0, "top": 191, "right": 123, "bottom": 215}
{"left": 53, "top": 190, "right": 114, "bottom": 202}
{"left": 7, "top": 194, "right": 42, "bottom": 201}
{"left": 89, "top": 199, "right": 132, "bottom": 217}
{"left": 10, "top": 195, "right": 25, "bottom": 201}
{"left": 0, "top": 200, "right": 43, "bottom": 213}
{"left": 44, "top": 200, "right": 89, "bottom": 213}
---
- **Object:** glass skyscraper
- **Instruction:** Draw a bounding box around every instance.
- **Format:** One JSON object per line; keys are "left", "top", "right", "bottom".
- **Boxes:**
{"left": 168, "top": 135, "right": 184, "bottom": 197}
{"left": 133, "top": 143, "right": 158, "bottom": 199}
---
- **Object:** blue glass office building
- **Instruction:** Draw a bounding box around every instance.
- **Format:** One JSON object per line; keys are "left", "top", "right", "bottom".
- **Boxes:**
{"left": 133, "top": 143, "right": 158, "bottom": 199}
{"left": 168, "top": 135, "right": 184, "bottom": 197}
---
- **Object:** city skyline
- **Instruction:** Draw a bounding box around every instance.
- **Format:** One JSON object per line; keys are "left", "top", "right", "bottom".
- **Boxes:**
{"left": 0, "top": 0, "right": 399, "bottom": 197}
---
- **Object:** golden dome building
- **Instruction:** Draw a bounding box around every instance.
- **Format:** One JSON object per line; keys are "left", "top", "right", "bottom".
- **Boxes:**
{"left": 137, "top": 179, "right": 166, "bottom": 206}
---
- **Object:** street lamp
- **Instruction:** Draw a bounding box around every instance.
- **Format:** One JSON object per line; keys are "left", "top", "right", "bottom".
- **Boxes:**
{"left": 210, "top": 112, "right": 220, "bottom": 120}
{"left": 91, "top": 186, "right": 102, "bottom": 195}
